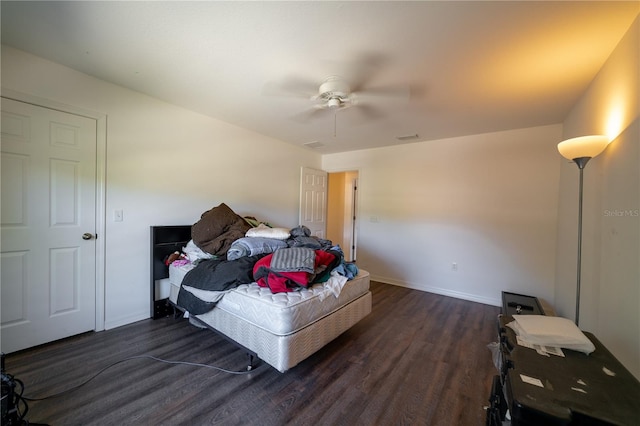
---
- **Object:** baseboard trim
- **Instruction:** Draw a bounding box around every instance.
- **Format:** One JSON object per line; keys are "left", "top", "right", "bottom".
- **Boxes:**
{"left": 369, "top": 274, "right": 501, "bottom": 307}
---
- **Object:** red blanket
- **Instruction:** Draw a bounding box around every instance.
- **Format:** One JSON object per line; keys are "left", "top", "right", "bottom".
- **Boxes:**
{"left": 253, "top": 250, "right": 337, "bottom": 293}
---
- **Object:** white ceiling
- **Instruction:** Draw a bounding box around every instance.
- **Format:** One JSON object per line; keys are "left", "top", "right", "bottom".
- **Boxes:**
{"left": 2, "top": 1, "right": 638, "bottom": 154}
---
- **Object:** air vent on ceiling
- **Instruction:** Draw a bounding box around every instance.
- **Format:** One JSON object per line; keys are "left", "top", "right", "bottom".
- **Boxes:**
{"left": 396, "top": 134, "right": 419, "bottom": 141}
{"left": 304, "top": 141, "right": 325, "bottom": 149}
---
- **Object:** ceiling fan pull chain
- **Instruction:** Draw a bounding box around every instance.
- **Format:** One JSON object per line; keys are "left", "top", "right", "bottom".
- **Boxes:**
{"left": 334, "top": 111, "right": 337, "bottom": 138}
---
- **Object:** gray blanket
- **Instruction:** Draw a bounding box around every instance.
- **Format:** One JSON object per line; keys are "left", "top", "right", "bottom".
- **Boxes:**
{"left": 270, "top": 247, "right": 315, "bottom": 273}
{"left": 227, "top": 237, "right": 288, "bottom": 260}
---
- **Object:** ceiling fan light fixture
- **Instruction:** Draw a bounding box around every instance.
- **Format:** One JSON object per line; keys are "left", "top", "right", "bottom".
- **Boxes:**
{"left": 327, "top": 98, "right": 341, "bottom": 109}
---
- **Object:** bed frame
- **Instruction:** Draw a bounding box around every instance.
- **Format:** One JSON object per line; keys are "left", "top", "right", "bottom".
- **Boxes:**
{"left": 150, "top": 225, "right": 372, "bottom": 372}
{"left": 150, "top": 226, "right": 192, "bottom": 319}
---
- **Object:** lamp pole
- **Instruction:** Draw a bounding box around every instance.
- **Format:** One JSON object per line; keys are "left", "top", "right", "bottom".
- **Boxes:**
{"left": 573, "top": 157, "right": 590, "bottom": 326}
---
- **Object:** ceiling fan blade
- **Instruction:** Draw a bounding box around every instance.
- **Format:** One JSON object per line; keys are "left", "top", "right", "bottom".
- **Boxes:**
{"left": 343, "top": 52, "right": 390, "bottom": 93}
{"left": 352, "top": 103, "right": 384, "bottom": 122}
{"left": 262, "top": 76, "right": 318, "bottom": 98}
{"left": 291, "top": 106, "right": 328, "bottom": 123}
{"left": 354, "top": 85, "right": 411, "bottom": 103}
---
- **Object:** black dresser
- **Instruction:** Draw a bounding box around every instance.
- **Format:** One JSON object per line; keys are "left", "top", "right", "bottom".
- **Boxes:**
{"left": 486, "top": 293, "right": 640, "bottom": 425}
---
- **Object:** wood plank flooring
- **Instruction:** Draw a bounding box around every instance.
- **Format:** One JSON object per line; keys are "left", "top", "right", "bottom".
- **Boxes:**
{"left": 4, "top": 282, "right": 500, "bottom": 425}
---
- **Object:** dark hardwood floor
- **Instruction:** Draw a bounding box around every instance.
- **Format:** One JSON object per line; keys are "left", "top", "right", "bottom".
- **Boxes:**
{"left": 5, "top": 282, "right": 500, "bottom": 425}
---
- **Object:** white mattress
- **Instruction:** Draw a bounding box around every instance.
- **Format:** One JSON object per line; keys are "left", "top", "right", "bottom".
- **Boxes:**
{"left": 169, "top": 262, "right": 370, "bottom": 336}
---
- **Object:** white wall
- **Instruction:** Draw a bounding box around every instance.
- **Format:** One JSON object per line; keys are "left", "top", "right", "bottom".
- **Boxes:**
{"left": 556, "top": 17, "right": 639, "bottom": 378}
{"left": 323, "top": 124, "right": 563, "bottom": 307}
{"left": 1, "top": 46, "right": 321, "bottom": 329}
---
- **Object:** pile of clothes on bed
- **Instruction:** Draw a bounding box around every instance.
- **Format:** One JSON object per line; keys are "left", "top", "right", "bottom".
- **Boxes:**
{"left": 174, "top": 203, "right": 359, "bottom": 314}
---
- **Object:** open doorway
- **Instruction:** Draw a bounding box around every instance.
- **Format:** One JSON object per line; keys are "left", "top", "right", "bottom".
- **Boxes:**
{"left": 327, "top": 170, "right": 359, "bottom": 262}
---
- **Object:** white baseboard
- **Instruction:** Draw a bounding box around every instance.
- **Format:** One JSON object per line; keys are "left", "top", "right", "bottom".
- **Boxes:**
{"left": 369, "top": 274, "right": 501, "bottom": 307}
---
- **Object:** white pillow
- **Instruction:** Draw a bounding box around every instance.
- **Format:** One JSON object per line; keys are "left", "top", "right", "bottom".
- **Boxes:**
{"left": 245, "top": 223, "right": 290, "bottom": 240}
{"left": 509, "top": 315, "right": 596, "bottom": 354}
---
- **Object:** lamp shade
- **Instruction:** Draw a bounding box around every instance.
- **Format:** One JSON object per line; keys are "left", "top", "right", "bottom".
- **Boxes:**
{"left": 557, "top": 135, "right": 609, "bottom": 161}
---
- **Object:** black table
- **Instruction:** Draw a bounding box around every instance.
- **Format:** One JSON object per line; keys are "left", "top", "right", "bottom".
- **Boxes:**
{"left": 487, "top": 314, "right": 640, "bottom": 425}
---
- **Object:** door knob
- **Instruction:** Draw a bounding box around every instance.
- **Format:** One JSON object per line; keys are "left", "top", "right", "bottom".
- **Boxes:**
{"left": 82, "top": 233, "right": 95, "bottom": 240}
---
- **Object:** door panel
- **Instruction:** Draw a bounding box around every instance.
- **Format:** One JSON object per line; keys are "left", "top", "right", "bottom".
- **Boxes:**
{"left": 1, "top": 98, "right": 97, "bottom": 353}
{"left": 299, "top": 167, "right": 327, "bottom": 238}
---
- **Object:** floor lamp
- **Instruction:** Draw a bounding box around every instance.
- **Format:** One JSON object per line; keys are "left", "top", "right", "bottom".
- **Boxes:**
{"left": 557, "top": 135, "right": 609, "bottom": 326}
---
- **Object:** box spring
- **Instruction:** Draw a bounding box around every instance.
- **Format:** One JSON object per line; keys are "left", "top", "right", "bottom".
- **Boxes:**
{"left": 169, "top": 264, "right": 371, "bottom": 372}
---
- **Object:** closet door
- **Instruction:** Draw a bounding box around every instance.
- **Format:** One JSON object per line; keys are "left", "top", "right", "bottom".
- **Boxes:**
{"left": 1, "top": 97, "right": 97, "bottom": 353}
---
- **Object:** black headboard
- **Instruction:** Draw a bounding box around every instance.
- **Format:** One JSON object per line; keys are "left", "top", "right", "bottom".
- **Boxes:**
{"left": 150, "top": 225, "right": 191, "bottom": 318}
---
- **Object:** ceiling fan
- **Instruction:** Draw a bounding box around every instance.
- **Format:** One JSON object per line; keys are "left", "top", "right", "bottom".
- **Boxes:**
{"left": 264, "top": 73, "right": 411, "bottom": 123}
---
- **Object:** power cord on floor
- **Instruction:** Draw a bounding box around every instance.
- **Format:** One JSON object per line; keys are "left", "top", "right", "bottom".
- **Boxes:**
{"left": 22, "top": 354, "right": 261, "bottom": 402}
{"left": 1, "top": 371, "right": 29, "bottom": 425}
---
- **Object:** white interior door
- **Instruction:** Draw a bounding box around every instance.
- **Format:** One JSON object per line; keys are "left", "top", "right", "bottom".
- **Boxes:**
{"left": 299, "top": 166, "right": 327, "bottom": 238}
{"left": 1, "top": 97, "right": 97, "bottom": 353}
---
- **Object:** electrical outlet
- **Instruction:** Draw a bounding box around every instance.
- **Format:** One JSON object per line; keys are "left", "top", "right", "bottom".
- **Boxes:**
{"left": 452, "top": 262, "right": 458, "bottom": 271}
